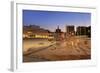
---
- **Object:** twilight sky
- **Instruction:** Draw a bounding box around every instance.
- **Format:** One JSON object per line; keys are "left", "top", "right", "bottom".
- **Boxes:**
{"left": 23, "top": 10, "right": 91, "bottom": 32}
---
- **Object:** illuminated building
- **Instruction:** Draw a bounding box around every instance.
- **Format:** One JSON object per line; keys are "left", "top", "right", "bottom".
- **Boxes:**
{"left": 23, "top": 25, "right": 54, "bottom": 39}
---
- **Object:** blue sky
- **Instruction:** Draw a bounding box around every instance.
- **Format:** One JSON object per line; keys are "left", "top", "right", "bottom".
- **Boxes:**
{"left": 23, "top": 10, "right": 91, "bottom": 32}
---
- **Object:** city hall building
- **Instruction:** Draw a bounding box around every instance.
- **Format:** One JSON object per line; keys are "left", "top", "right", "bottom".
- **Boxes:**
{"left": 23, "top": 25, "right": 54, "bottom": 39}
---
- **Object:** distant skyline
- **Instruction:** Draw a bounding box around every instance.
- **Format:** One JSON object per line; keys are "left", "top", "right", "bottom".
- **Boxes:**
{"left": 23, "top": 10, "right": 91, "bottom": 32}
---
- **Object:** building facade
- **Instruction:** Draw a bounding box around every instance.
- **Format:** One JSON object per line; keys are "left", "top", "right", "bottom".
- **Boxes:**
{"left": 76, "top": 26, "right": 91, "bottom": 37}
{"left": 23, "top": 25, "right": 54, "bottom": 39}
{"left": 66, "top": 25, "right": 75, "bottom": 36}
{"left": 55, "top": 26, "right": 62, "bottom": 41}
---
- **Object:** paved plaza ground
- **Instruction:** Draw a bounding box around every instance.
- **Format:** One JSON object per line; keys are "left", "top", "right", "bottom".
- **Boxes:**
{"left": 23, "top": 36, "right": 91, "bottom": 62}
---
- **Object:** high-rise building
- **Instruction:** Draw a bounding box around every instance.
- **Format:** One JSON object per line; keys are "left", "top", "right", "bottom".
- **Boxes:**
{"left": 66, "top": 25, "right": 75, "bottom": 35}
{"left": 86, "top": 26, "right": 91, "bottom": 37}
{"left": 76, "top": 26, "right": 91, "bottom": 37}
{"left": 76, "top": 26, "right": 86, "bottom": 35}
